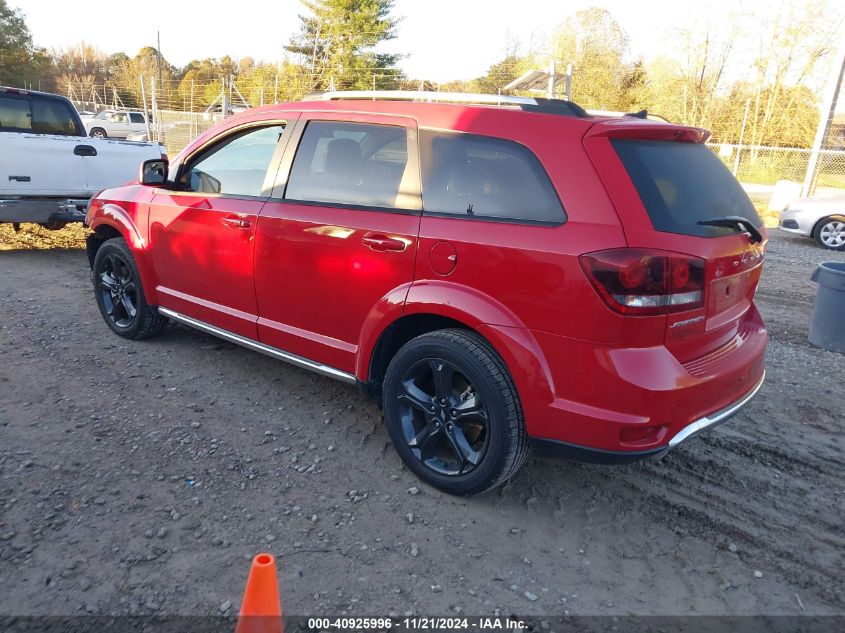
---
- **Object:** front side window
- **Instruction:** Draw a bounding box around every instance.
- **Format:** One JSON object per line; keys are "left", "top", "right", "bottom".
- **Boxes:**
{"left": 285, "top": 120, "right": 415, "bottom": 209}
{"left": 0, "top": 96, "right": 32, "bottom": 131}
{"left": 112, "top": 112, "right": 129, "bottom": 123}
{"left": 420, "top": 130, "right": 565, "bottom": 223}
{"left": 180, "top": 124, "right": 286, "bottom": 197}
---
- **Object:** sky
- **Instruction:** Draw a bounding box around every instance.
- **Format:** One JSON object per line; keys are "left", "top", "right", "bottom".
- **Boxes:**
{"left": 13, "top": 0, "right": 739, "bottom": 81}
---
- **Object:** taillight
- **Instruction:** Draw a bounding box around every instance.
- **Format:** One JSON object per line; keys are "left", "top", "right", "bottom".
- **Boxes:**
{"left": 580, "top": 249, "right": 705, "bottom": 315}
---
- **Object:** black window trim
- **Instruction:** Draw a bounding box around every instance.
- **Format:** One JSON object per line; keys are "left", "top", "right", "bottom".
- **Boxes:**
{"left": 270, "top": 117, "right": 423, "bottom": 214}
{"left": 417, "top": 126, "right": 567, "bottom": 227}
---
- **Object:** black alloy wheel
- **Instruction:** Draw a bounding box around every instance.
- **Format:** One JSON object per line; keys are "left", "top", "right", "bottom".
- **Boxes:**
{"left": 98, "top": 251, "right": 138, "bottom": 329}
{"left": 383, "top": 329, "right": 528, "bottom": 495}
{"left": 92, "top": 237, "right": 167, "bottom": 339}
{"left": 396, "top": 357, "right": 491, "bottom": 476}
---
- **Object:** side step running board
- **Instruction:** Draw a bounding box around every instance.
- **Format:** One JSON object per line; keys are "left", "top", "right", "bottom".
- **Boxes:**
{"left": 157, "top": 307, "right": 357, "bottom": 384}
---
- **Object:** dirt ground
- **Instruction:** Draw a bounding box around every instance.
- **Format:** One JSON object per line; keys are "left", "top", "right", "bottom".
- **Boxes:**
{"left": 0, "top": 223, "right": 843, "bottom": 618}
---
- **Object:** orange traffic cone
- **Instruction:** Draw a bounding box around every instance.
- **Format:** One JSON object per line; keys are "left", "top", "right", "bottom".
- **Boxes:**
{"left": 235, "top": 553, "right": 283, "bottom": 633}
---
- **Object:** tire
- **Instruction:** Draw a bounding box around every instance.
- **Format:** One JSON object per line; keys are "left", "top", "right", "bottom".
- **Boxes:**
{"left": 92, "top": 237, "right": 166, "bottom": 339}
{"left": 813, "top": 215, "right": 845, "bottom": 250}
{"left": 382, "top": 329, "right": 528, "bottom": 496}
{"left": 90, "top": 128, "right": 107, "bottom": 138}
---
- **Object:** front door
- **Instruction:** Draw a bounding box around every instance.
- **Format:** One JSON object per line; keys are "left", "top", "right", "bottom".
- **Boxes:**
{"left": 148, "top": 122, "right": 290, "bottom": 338}
{"left": 255, "top": 115, "right": 422, "bottom": 373}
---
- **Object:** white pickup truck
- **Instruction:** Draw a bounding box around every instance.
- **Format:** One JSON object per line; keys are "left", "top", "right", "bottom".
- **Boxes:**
{"left": 0, "top": 87, "right": 164, "bottom": 229}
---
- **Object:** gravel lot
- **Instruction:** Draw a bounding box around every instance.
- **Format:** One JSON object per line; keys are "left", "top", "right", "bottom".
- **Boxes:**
{"left": 0, "top": 223, "right": 843, "bottom": 617}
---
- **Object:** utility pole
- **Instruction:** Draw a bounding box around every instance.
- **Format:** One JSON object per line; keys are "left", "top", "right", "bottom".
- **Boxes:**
{"left": 802, "top": 37, "right": 845, "bottom": 197}
{"left": 733, "top": 98, "right": 751, "bottom": 176}
{"left": 156, "top": 30, "right": 163, "bottom": 90}
{"left": 564, "top": 63, "right": 573, "bottom": 101}
{"left": 310, "top": 26, "right": 321, "bottom": 73}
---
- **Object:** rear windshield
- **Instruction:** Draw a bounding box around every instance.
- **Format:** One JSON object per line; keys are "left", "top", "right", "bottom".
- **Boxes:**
{"left": 612, "top": 140, "right": 762, "bottom": 238}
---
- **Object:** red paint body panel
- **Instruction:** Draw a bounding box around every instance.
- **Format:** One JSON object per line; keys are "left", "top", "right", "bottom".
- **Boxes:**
{"left": 87, "top": 99, "right": 768, "bottom": 457}
{"left": 148, "top": 193, "right": 262, "bottom": 339}
{"left": 254, "top": 201, "right": 420, "bottom": 374}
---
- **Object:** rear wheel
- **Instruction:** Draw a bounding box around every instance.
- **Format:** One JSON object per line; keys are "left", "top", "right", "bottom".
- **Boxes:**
{"left": 813, "top": 215, "right": 845, "bottom": 250}
{"left": 382, "top": 329, "right": 528, "bottom": 496}
{"left": 92, "top": 237, "right": 166, "bottom": 339}
{"left": 90, "top": 127, "right": 107, "bottom": 138}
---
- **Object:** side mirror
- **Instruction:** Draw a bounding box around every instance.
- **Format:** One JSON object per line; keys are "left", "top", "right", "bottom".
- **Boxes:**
{"left": 140, "top": 158, "right": 168, "bottom": 186}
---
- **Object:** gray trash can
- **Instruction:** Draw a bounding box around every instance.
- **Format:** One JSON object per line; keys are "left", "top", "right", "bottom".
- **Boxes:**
{"left": 809, "top": 262, "right": 845, "bottom": 353}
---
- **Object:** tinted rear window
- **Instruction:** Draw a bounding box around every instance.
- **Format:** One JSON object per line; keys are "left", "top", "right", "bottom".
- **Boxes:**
{"left": 612, "top": 140, "right": 761, "bottom": 237}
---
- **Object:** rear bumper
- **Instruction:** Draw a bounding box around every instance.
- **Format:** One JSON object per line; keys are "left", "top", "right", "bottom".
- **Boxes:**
{"left": 520, "top": 303, "right": 767, "bottom": 458}
{"left": 531, "top": 372, "right": 765, "bottom": 463}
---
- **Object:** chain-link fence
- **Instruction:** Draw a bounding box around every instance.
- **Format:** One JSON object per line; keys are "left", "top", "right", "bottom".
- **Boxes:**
{"left": 709, "top": 144, "right": 845, "bottom": 222}
{"left": 151, "top": 110, "right": 224, "bottom": 156}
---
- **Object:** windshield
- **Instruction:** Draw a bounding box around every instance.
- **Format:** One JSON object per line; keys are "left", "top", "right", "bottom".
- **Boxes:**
{"left": 612, "top": 140, "right": 762, "bottom": 238}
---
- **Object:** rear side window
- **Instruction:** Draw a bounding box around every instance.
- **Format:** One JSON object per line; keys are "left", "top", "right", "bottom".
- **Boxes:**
{"left": 612, "top": 140, "right": 762, "bottom": 237}
{"left": 30, "top": 97, "right": 80, "bottom": 135}
{"left": 285, "top": 120, "right": 416, "bottom": 210}
{"left": 420, "top": 130, "right": 564, "bottom": 223}
{"left": 0, "top": 96, "right": 33, "bottom": 131}
{"left": 129, "top": 112, "right": 145, "bottom": 123}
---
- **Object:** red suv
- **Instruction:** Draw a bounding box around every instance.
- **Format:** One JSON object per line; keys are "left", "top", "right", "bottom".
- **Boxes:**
{"left": 85, "top": 92, "right": 767, "bottom": 495}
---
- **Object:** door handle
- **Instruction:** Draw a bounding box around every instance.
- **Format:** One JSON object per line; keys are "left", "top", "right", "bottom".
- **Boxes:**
{"left": 221, "top": 216, "right": 251, "bottom": 229}
{"left": 362, "top": 233, "right": 407, "bottom": 252}
{"left": 74, "top": 144, "right": 97, "bottom": 157}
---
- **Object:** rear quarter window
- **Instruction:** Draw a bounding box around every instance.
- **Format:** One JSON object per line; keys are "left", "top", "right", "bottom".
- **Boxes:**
{"left": 420, "top": 129, "right": 565, "bottom": 224}
{"left": 612, "top": 139, "right": 762, "bottom": 237}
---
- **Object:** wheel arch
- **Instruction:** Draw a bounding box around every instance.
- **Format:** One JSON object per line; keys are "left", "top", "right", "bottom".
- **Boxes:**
{"left": 356, "top": 281, "right": 556, "bottom": 419}
{"left": 87, "top": 206, "right": 159, "bottom": 304}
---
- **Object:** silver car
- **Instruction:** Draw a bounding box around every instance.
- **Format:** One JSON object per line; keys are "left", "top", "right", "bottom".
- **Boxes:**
{"left": 780, "top": 194, "right": 845, "bottom": 250}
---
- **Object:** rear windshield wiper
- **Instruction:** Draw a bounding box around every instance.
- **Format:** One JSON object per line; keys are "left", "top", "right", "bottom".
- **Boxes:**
{"left": 697, "top": 216, "right": 763, "bottom": 243}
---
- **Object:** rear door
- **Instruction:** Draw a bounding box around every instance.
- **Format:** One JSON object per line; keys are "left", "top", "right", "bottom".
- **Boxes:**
{"left": 254, "top": 113, "right": 422, "bottom": 374}
{"left": 585, "top": 126, "right": 766, "bottom": 362}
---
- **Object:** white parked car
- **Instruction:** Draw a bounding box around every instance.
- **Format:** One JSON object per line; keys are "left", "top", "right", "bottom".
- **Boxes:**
{"left": 780, "top": 193, "right": 845, "bottom": 250}
{"left": 83, "top": 109, "right": 148, "bottom": 139}
{"left": 0, "top": 87, "right": 164, "bottom": 229}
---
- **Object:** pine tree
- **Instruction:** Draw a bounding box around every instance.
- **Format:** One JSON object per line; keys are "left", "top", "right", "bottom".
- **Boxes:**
{"left": 285, "top": 0, "right": 402, "bottom": 91}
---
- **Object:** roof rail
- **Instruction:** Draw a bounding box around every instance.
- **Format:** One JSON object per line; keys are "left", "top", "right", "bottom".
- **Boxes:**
{"left": 303, "top": 90, "right": 590, "bottom": 118}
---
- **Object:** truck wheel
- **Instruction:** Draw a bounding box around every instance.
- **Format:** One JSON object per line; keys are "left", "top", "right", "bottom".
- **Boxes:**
{"left": 382, "top": 329, "right": 528, "bottom": 496}
{"left": 92, "top": 237, "right": 166, "bottom": 339}
{"left": 90, "top": 128, "right": 107, "bottom": 138}
{"left": 813, "top": 215, "right": 845, "bottom": 250}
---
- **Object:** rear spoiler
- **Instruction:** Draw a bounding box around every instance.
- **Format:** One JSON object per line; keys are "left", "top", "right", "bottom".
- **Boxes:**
{"left": 586, "top": 120, "right": 710, "bottom": 143}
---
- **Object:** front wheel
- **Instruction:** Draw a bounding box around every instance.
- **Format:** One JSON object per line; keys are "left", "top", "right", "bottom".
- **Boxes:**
{"left": 382, "top": 329, "right": 528, "bottom": 496}
{"left": 92, "top": 237, "right": 166, "bottom": 339}
{"left": 90, "top": 128, "right": 107, "bottom": 138}
{"left": 813, "top": 215, "right": 845, "bottom": 250}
